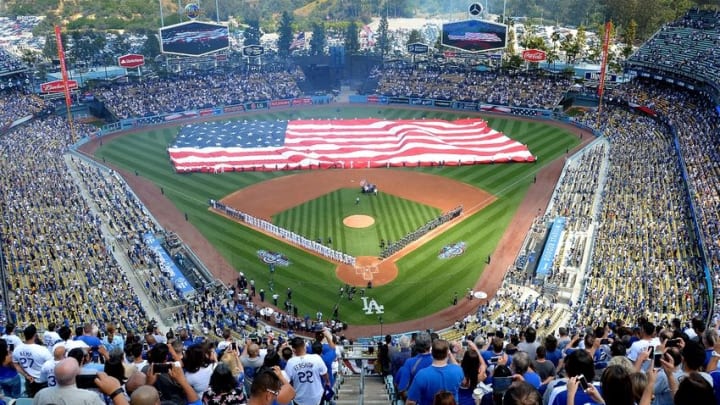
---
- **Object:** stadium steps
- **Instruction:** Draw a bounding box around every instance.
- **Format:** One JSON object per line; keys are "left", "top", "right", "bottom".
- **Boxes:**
{"left": 336, "top": 374, "right": 392, "bottom": 405}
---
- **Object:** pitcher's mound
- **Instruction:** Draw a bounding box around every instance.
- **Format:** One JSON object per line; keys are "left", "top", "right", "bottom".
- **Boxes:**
{"left": 343, "top": 215, "right": 375, "bottom": 228}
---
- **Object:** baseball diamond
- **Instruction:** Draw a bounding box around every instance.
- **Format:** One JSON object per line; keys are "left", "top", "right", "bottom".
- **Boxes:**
{"left": 87, "top": 105, "right": 582, "bottom": 327}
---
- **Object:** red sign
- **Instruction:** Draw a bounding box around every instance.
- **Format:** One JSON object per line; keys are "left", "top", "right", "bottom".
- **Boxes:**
{"left": 40, "top": 80, "right": 78, "bottom": 93}
{"left": 443, "top": 51, "right": 456, "bottom": 58}
{"left": 522, "top": 49, "right": 546, "bottom": 62}
{"left": 118, "top": 54, "right": 145, "bottom": 68}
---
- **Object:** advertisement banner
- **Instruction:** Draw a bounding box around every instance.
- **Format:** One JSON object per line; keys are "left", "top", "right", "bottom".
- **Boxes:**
{"left": 271, "top": 99, "right": 291, "bottom": 107}
{"left": 224, "top": 104, "right": 245, "bottom": 113}
{"left": 389, "top": 96, "right": 409, "bottom": 104}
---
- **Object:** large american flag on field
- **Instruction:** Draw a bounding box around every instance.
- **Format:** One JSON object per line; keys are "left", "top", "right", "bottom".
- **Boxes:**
{"left": 167, "top": 118, "right": 535, "bottom": 173}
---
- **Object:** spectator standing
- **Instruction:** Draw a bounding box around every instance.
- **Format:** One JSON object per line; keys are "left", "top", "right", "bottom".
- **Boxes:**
{"left": 0, "top": 339, "right": 20, "bottom": 399}
{"left": 201, "top": 363, "right": 245, "bottom": 405}
{"left": 390, "top": 335, "right": 412, "bottom": 381}
{"left": 397, "top": 332, "right": 434, "bottom": 399}
{"left": 13, "top": 324, "right": 51, "bottom": 397}
{"left": 42, "top": 323, "right": 61, "bottom": 348}
{"left": 1, "top": 324, "right": 22, "bottom": 351}
{"left": 406, "top": 339, "right": 464, "bottom": 405}
{"left": 241, "top": 341, "right": 265, "bottom": 395}
{"left": 33, "top": 359, "right": 106, "bottom": 405}
{"left": 518, "top": 328, "right": 541, "bottom": 361}
{"left": 102, "top": 324, "right": 125, "bottom": 354}
{"left": 284, "top": 337, "right": 330, "bottom": 405}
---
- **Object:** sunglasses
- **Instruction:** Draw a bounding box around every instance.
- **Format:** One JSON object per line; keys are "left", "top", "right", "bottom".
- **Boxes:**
{"left": 266, "top": 388, "right": 279, "bottom": 397}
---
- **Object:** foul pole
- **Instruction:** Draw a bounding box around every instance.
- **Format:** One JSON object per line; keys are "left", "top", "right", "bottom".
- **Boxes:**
{"left": 54, "top": 25, "right": 76, "bottom": 141}
{"left": 597, "top": 21, "right": 612, "bottom": 128}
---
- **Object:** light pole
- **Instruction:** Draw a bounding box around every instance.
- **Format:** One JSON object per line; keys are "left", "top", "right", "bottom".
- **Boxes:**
{"left": 379, "top": 316, "right": 383, "bottom": 337}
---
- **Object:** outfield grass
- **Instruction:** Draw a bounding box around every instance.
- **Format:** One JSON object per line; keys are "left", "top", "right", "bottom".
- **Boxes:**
{"left": 94, "top": 106, "right": 580, "bottom": 325}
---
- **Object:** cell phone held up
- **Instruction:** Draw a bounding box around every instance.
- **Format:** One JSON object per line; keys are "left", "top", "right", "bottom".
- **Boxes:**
{"left": 577, "top": 374, "right": 589, "bottom": 391}
{"left": 654, "top": 352, "right": 664, "bottom": 368}
{"left": 154, "top": 363, "right": 172, "bottom": 373}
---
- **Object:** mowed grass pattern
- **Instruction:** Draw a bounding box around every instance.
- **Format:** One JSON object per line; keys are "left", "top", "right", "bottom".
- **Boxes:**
{"left": 273, "top": 188, "right": 441, "bottom": 256}
{"left": 94, "top": 106, "right": 580, "bottom": 325}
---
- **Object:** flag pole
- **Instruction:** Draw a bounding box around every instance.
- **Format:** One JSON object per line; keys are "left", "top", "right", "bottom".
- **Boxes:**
{"left": 55, "top": 25, "right": 76, "bottom": 142}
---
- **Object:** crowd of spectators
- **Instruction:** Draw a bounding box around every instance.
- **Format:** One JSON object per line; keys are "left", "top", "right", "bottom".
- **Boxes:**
{"left": 99, "top": 69, "right": 305, "bottom": 120}
{"left": 0, "top": 48, "right": 26, "bottom": 77}
{"left": 374, "top": 68, "right": 572, "bottom": 109}
{"left": 0, "top": 116, "right": 151, "bottom": 333}
{"left": 607, "top": 80, "right": 720, "bottom": 315}
{"left": 571, "top": 106, "right": 707, "bottom": 326}
{"left": 628, "top": 8, "right": 720, "bottom": 84}
{"left": 0, "top": 8, "right": 719, "bottom": 403}
{"left": 0, "top": 88, "right": 48, "bottom": 129}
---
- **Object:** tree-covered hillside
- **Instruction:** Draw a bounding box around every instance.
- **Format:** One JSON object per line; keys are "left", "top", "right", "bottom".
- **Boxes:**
{"left": 0, "top": 0, "right": 717, "bottom": 40}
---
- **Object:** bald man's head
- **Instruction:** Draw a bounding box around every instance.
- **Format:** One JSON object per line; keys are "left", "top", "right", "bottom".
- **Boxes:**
{"left": 125, "top": 371, "right": 147, "bottom": 395}
{"left": 53, "top": 345, "right": 66, "bottom": 360}
{"left": 130, "top": 385, "right": 161, "bottom": 405}
{"left": 55, "top": 358, "right": 80, "bottom": 386}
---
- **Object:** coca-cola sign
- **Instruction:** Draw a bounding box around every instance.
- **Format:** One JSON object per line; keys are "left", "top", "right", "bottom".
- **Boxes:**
{"left": 40, "top": 80, "right": 78, "bottom": 93}
{"left": 522, "top": 49, "right": 546, "bottom": 62}
{"left": 118, "top": 54, "right": 145, "bottom": 68}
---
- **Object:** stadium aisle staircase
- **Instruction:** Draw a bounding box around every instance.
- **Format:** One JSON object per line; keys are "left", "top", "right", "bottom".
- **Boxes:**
{"left": 336, "top": 374, "right": 393, "bottom": 405}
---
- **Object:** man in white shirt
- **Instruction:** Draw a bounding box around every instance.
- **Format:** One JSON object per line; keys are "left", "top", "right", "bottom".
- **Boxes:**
{"left": 40, "top": 345, "right": 66, "bottom": 387}
{"left": 12, "top": 324, "right": 52, "bottom": 397}
{"left": 42, "top": 323, "right": 62, "bottom": 348}
{"left": 285, "top": 337, "right": 330, "bottom": 405}
{"left": 1, "top": 323, "right": 23, "bottom": 351}
{"left": 52, "top": 326, "right": 90, "bottom": 353}
{"left": 627, "top": 322, "right": 660, "bottom": 371}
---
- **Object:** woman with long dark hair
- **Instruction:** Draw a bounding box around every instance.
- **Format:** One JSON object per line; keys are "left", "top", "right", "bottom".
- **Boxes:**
{"left": 203, "top": 363, "right": 246, "bottom": 405}
{"left": 458, "top": 345, "right": 482, "bottom": 405}
{"left": 0, "top": 339, "right": 20, "bottom": 399}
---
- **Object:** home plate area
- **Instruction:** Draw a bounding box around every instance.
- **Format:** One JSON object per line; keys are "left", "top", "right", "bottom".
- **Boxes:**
{"left": 355, "top": 263, "right": 380, "bottom": 281}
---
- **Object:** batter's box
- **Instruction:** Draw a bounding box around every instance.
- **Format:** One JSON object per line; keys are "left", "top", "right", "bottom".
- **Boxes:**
{"left": 355, "top": 265, "right": 379, "bottom": 281}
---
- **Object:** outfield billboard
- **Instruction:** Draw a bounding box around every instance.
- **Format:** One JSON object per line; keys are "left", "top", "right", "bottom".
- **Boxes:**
{"left": 160, "top": 21, "right": 229, "bottom": 56}
{"left": 441, "top": 19, "right": 507, "bottom": 53}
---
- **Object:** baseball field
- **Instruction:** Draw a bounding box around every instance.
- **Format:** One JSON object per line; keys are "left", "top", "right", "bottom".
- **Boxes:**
{"left": 92, "top": 106, "right": 580, "bottom": 327}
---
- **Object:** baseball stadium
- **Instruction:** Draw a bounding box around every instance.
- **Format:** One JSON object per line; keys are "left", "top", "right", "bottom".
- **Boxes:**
{"left": 0, "top": 0, "right": 719, "bottom": 404}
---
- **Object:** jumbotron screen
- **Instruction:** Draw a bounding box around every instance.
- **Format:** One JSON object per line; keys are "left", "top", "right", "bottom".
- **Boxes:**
{"left": 160, "top": 21, "right": 229, "bottom": 56}
{"left": 441, "top": 19, "right": 508, "bottom": 52}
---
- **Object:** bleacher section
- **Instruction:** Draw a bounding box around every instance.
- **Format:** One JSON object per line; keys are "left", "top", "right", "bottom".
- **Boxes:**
{"left": 628, "top": 9, "right": 720, "bottom": 87}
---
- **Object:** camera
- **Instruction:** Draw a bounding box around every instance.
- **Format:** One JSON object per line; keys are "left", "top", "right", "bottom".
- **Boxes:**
{"left": 490, "top": 356, "right": 500, "bottom": 364}
{"left": 231, "top": 342, "right": 238, "bottom": 351}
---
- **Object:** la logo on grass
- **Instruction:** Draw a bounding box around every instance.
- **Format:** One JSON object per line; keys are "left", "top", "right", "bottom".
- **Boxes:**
{"left": 361, "top": 297, "right": 384, "bottom": 315}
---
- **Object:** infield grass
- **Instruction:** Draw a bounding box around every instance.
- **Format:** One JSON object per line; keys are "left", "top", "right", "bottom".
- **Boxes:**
{"left": 94, "top": 106, "right": 580, "bottom": 325}
{"left": 273, "top": 188, "right": 441, "bottom": 257}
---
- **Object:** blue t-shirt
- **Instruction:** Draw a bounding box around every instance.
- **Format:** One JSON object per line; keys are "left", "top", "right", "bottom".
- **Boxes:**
{"left": 396, "top": 353, "right": 433, "bottom": 392}
{"left": 523, "top": 370, "right": 541, "bottom": 389}
{"left": 77, "top": 335, "right": 103, "bottom": 348}
{"left": 458, "top": 386, "right": 476, "bottom": 405}
{"left": 407, "top": 364, "right": 464, "bottom": 405}
{"left": 546, "top": 349, "right": 563, "bottom": 367}
{"left": 550, "top": 381, "right": 603, "bottom": 405}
